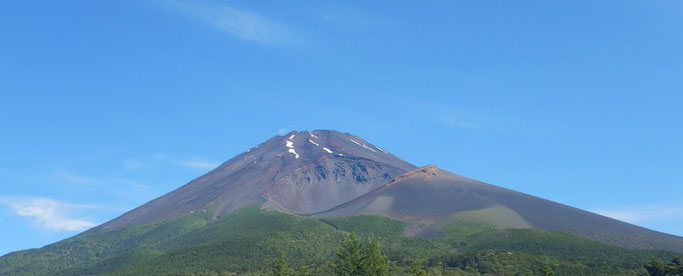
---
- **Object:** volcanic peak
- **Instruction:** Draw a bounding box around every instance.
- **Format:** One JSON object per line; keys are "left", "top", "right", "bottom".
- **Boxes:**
{"left": 99, "top": 129, "right": 416, "bottom": 229}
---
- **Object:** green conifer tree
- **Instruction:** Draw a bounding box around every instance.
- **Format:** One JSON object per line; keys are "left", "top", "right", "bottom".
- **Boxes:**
{"left": 273, "top": 251, "right": 293, "bottom": 276}
{"left": 410, "top": 259, "right": 427, "bottom": 276}
{"left": 540, "top": 263, "right": 554, "bottom": 276}
{"left": 666, "top": 256, "right": 683, "bottom": 275}
{"left": 361, "top": 240, "right": 389, "bottom": 276}
{"left": 332, "top": 233, "right": 364, "bottom": 276}
{"left": 644, "top": 257, "right": 666, "bottom": 276}
{"left": 332, "top": 233, "right": 390, "bottom": 276}
{"left": 296, "top": 264, "right": 310, "bottom": 276}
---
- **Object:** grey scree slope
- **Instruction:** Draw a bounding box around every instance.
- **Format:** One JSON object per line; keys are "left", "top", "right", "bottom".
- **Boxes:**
{"left": 314, "top": 165, "right": 683, "bottom": 253}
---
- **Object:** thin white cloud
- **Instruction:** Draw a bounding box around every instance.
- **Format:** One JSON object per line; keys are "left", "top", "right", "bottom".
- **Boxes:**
{"left": 178, "top": 160, "right": 220, "bottom": 169}
{"left": 0, "top": 197, "right": 97, "bottom": 232}
{"left": 165, "top": 1, "right": 298, "bottom": 45}
{"left": 591, "top": 205, "right": 683, "bottom": 224}
{"left": 277, "top": 127, "right": 291, "bottom": 135}
{"left": 316, "top": 4, "right": 390, "bottom": 31}
{"left": 123, "top": 158, "right": 149, "bottom": 170}
{"left": 123, "top": 153, "right": 220, "bottom": 170}
{"left": 434, "top": 106, "right": 478, "bottom": 128}
{"left": 56, "top": 172, "right": 105, "bottom": 184}
{"left": 401, "top": 102, "right": 479, "bottom": 129}
{"left": 57, "top": 172, "right": 149, "bottom": 190}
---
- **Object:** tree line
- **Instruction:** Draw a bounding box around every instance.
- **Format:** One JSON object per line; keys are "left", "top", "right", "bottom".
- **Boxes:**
{"left": 272, "top": 232, "right": 682, "bottom": 276}
{"left": 644, "top": 256, "right": 683, "bottom": 276}
{"left": 271, "top": 233, "right": 427, "bottom": 276}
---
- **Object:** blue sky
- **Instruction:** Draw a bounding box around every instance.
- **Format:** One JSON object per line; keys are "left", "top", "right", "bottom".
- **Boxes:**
{"left": 1, "top": 0, "right": 683, "bottom": 255}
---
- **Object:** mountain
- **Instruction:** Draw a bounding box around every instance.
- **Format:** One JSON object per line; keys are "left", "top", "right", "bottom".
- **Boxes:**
{"left": 2, "top": 130, "right": 682, "bottom": 275}
{"left": 100, "top": 130, "right": 415, "bottom": 230}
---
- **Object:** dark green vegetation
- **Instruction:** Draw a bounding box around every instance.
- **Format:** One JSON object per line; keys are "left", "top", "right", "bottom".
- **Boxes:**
{"left": 0, "top": 207, "right": 679, "bottom": 275}
{"left": 643, "top": 256, "right": 683, "bottom": 276}
{"left": 330, "top": 233, "right": 388, "bottom": 276}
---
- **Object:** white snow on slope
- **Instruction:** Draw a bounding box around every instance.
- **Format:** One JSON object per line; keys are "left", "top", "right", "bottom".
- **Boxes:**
{"left": 286, "top": 141, "right": 294, "bottom": 148}
{"left": 362, "top": 144, "right": 377, "bottom": 152}
{"left": 310, "top": 133, "right": 319, "bottom": 138}
{"left": 375, "top": 146, "right": 388, "bottom": 154}
{"left": 308, "top": 139, "right": 320, "bottom": 146}
{"left": 288, "top": 149, "right": 299, "bottom": 158}
{"left": 323, "top": 147, "right": 333, "bottom": 153}
{"left": 289, "top": 134, "right": 296, "bottom": 139}
{"left": 351, "top": 139, "right": 377, "bottom": 152}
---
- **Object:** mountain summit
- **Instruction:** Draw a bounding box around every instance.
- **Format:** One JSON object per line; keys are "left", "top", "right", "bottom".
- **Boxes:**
{"left": 101, "top": 130, "right": 416, "bottom": 230}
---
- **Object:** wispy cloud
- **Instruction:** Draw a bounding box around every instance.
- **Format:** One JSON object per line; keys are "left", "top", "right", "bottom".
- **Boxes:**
{"left": 178, "top": 160, "right": 219, "bottom": 169}
{"left": 0, "top": 197, "right": 97, "bottom": 232}
{"left": 163, "top": 154, "right": 220, "bottom": 170}
{"left": 277, "top": 126, "right": 293, "bottom": 135}
{"left": 406, "top": 102, "right": 480, "bottom": 129}
{"left": 56, "top": 172, "right": 149, "bottom": 190}
{"left": 435, "top": 106, "right": 477, "bottom": 128}
{"left": 123, "top": 154, "right": 220, "bottom": 171}
{"left": 165, "top": 1, "right": 298, "bottom": 45}
{"left": 123, "top": 158, "right": 150, "bottom": 170}
{"left": 316, "top": 4, "right": 389, "bottom": 31}
{"left": 591, "top": 205, "right": 683, "bottom": 224}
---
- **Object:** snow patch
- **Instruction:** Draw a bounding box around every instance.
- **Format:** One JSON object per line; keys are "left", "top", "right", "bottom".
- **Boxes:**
{"left": 288, "top": 149, "right": 299, "bottom": 159}
{"left": 338, "top": 153, "right": 343, "bottom": 156}
{"left": 375, "top": 146, "right": 388, "bottom": 153}
{"left": 308, "top": 139, "right": 320, "bottom": 146}
{"left": 362, "top": 144, "right": 377, "bottom": 152}
{"left": 323, "top": 147, "right": 333, "bottom": 153}
{"left": 289, "top": 134, "right": 296, "bottom": 139}
{"left": 351, "top": 139, "right": 377, "bottom": 152}
{"left": 310, "top": 133, "right": 319, "bottom": 139}
{"left": 286, "top": 141, "right": 294, "bottom": 148}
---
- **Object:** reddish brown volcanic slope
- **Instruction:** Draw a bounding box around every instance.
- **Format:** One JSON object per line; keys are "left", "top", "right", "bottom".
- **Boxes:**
{"left": 99, "top": 130, "right": 416, "bottom": 230}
